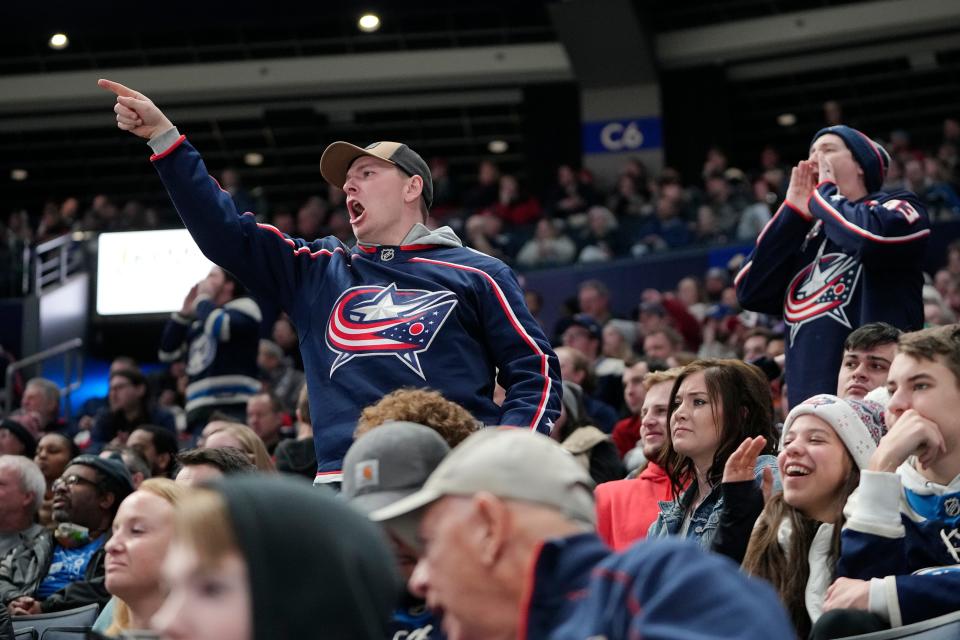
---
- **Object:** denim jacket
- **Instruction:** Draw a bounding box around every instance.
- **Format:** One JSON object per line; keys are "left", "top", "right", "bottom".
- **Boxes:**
{"left": 647, "top": 454, "right": 779, "bottom": 550}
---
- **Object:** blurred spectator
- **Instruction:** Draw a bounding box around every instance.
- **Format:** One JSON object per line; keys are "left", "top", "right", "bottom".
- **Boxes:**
{"left": 245, "top": 393, "right": 286, "bottom": 455}
{"left": 609, "top": 360, "right": 651, "bottom": 458}
{"left": 0, "top": 456, "right": 46, "bottom": 557}
{"left": 701, "top": 147, "right": 729, "bottom": 181}
{"left": 0, "top": 420, "right": 36, "bottom": 458}
{"left": 577, "top": 280, "right": 614, "bottom": 325}
{"left": 296, "top": 196, "right": 326, "bottom": 239}
{"left": 702, "top": 173, "right": 747, "bottom": 240}
{"left": 100, "top": 445, "right": 151, "bottom": 489}
{"left": 554, "top": 346, "right": 618, "bottom": 433}
{"left": 20, "top": 378, "right": 66, "bottom": 436}
{"left": 607, "top": 174, "right": 649, "bottom": 217}
{"left": 676, "top": 276, "right": 707, "bottom": 322}
{"left": 742, "top": 327, "right": 773, "bottom": 363}
{"left": 269, "top": 207, "right": 296, "bottom": 236}
{"left": 602, "top": 320, "right": 638, "bottom": 365}
{"left": 272, "top": 314, "right": 303, "bottom": 370}
{"left": 274, "top": 385, "right": 315, "bottom": 479}
{"left": 203, "top": 423, "right": 275, "bottom": 473}
{"left": 553, "top": 381, "right": 625, "bottom": 485}
{"left": 35, "top": 202, "right": 70, "bottom": 244}
{"left": 220, "top": 168, "right": 257, "bottom": 215}
{"left": 90, "top": 368, "right": 176, "bottom": 449}
{"left": 577, "top": 206, "right": 626, "bottom": 263}
{"left": 174, "top": 446, "right": 256, "bottom": 486}
{"left": 561, "top": 314, "right": 625, "bottom": 410}
{"left": 643, "top": 327, "right": 682, "bottom": 361}
{"left": 159, "top": 267, "right": 261, "bottom": 432}
{"left": 33, "top": 433, "right": 78, "bottom": 529}
{"left": 126, "top": 425, "right": 179, "bottom": 480}
{"left": 257, "top": 339, "right": 304, "bottom": 415}
{"left": 758, "top": 145, "right": 787, "bottom": 194}
{"left": 515, "top": 218, "right": 577, "bottom": 269}
{"left": 704, "top": 266, "right": 729, "bottom": 302}
{"left": 486, "top": 175, "right": 541, "bottom": 226}
{"left": 823, "top": 100, "right": 843, "bottom": 126}
{"left": 545, "top": 164, "right": 599, "bottom": 218}
{"left": 633, "top": 191, "right": 692, "bottom": 253}
{"left": 463, "top": 160, "right": 500, "bottom": 214}
{"left": 737, "top": 178, "right": 776, "bottom": 242}
{"left": 464, "top": 213, "right": 513, "bottom": 262}
{"left": 427, "top": 157, "right": 458, "bottom": 219}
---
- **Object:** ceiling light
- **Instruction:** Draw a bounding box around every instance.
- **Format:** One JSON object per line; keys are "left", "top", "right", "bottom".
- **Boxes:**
{"left": 358, "top": 14, "right": 381, "bottom": 33}
{"left": 244, "top": 152, "right": 264, "bottom": 167}
{"left": 10, "top": 169, "right": 28, "bottom": 182}
{"left": 48, "top": 33, "right": 69, "bottom": 50}
{"left": 777, "top": 113, "right": 797, "bottom": 127}
{"left": 488, "top": 140, "right": 509, "bottom": 154}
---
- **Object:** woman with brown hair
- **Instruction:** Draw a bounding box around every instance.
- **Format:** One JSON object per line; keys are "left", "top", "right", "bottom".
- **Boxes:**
{"left": 740, "top": 394, "right": 885, "bottom": 637}
{"left": 647, "top": 358, "right": 781, "bottom": 549}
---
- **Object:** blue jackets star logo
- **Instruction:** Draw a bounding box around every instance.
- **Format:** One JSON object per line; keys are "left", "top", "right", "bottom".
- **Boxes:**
{"left": 784, "top": 252, "right": 861, "bottom": 346}
{"left": 326, "top": 283, "right": 458, "bottom": 379}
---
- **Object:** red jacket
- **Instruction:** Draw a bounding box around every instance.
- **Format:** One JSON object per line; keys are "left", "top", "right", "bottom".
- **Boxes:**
{"left": 611, "top": 415, "right": 640, "bottom": 459}
{"left": 595, "top": 462, "right": 679, "bottom": 551}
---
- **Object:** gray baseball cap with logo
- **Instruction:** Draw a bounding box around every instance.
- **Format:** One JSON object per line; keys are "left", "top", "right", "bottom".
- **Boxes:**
{"left": 370, "top": 428, "right": 596, "bottom": 529}
{"left": 320, "top": 140, "right": 434, "bottom": 209}
{"left": 341, "top": 421, "right": 451, "bottom": 515}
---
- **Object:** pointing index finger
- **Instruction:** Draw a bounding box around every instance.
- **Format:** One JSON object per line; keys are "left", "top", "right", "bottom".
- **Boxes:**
{"left": 98, "top": 78, "right": 142, "bottom": 99}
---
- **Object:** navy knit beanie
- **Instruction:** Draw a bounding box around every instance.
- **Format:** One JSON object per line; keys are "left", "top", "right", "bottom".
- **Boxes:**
{"left": 811, "top": 125, "right": 891, "bottom": 194}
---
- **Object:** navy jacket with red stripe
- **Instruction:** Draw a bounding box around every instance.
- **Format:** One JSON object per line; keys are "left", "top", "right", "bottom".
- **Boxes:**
{"left": 735, "top": 181, "right": 929, "bottom": 407}
{"left": 150, "top": 137, "right": 561, "bottom": 473}
{"left": 522, "top": 533, "right": 793, "bottom": 639}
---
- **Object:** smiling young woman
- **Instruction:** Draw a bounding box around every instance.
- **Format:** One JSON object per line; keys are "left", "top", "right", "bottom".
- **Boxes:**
{"left": 741, "top": 394, "right": 885, "bottom": 637}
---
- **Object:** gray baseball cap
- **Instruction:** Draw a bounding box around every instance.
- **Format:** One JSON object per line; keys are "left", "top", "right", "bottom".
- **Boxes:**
{"left": 341, "top": 421, "right": 450, "bottom": 515}
{"left": 320, "top": 140, "right": 434, "bottom": 209}
{"left": 369, "top": 428, "right": 596, "bottom": 528}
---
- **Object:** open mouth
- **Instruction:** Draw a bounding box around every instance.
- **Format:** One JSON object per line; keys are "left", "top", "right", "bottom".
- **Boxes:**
{"left": 784, "top": 464, "right": 812, "bottom": 477}
{"left": 348, "top": 199, "right": 366, "bottom": 224}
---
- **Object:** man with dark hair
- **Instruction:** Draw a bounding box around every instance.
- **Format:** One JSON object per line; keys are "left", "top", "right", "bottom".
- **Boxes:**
{"left": 562, "top": 314, "right": 624, "bottom": 411}
{"left": 643, "top": 326, "right": 683, "bottom": 361}
{"left": 158, "top": 265, "right": 262, "bottom": 434}
{"left": 101, "top": 79, "right": 560, "bottom": 486}
{"left": 90, "top": 368, "right": 176, "bottom": 448}
{"left": 126, "top": 425, "right": 179, "bottom": 480}
{"left": 837, "top": 322, "right": 902, "bottom": 400}
{"left": 5, "top": 455, "right": 133, "bottom": 614}
{"left": 736, "top": 125, "right": 929, "bottom": 407}
{"left": 174, "top": 446, "right": 256, "bottom": 486}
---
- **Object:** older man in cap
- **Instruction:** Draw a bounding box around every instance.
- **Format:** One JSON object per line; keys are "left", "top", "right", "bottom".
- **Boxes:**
{"left": 736, "top": 125, "right": 929, "bottom": 407}
{"left": 371, "top": 428, "right": 793, "bottom": 640}
{"left": 99, "top": 79, "right": 561, "bottom": 486}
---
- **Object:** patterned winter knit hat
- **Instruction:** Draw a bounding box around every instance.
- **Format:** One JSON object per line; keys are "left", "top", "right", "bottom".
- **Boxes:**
{"left": 781, "top": 394, "right": 886, "bottom": 469}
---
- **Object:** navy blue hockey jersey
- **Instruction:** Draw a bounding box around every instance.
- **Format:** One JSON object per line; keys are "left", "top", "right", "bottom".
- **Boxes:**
{"left": 736, "top": 181, "right": 929, "bottom": 407}
{"left": 150, "top": 135, "right": 561, "bottom": 475}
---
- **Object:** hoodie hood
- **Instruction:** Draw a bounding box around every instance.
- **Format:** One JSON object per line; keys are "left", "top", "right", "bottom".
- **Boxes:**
{"left": 357, "top": 223, "right": 463, "bottom": 250}
{"left": 216, "top": 475, "right": 400, "bottom": 640}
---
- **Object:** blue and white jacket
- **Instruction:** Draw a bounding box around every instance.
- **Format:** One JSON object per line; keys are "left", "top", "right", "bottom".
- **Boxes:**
{"left": 522, "top": 533, "right": 794, "bottom": 639}
{"left": 839, "top": 461, "right": 960, "bottom": 626}
{"left": 148, "top": 132, "right": 560, "bottom": 476}
{"left": 158, "top": 295, "right": 262, "bottom": 421}
{"left": 735, "top": 182, "right": 929, "bottom": 408}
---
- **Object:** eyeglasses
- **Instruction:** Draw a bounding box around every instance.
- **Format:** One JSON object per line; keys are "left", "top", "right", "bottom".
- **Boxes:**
{"left": 52, "top": 474, "right": 99, "bottom": 491}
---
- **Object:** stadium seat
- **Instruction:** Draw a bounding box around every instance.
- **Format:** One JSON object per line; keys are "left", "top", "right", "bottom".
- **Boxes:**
{"left": 10, "top": 604, "right": 98, "bottom": 638}
{"left": 838, "top": 610, "right": 960, "bottom": 639}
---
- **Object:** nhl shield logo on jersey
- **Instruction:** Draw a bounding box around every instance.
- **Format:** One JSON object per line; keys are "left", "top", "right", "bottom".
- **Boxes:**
{"left": 784, "top": 252, "right": 862, "bottom": 346}
{"left": 325, "top": 283, "right": 458, "bottom": 379}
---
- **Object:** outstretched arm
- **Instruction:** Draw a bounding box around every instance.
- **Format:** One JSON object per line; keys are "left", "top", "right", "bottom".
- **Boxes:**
{"left": 98, "top": 78, "right": 175, "bottom": 141}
